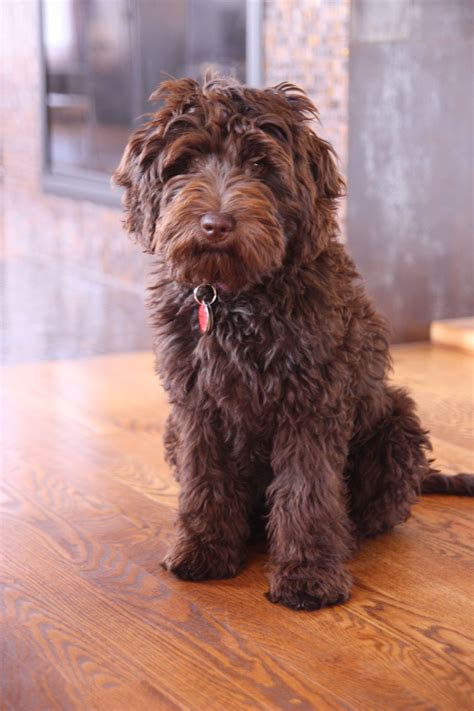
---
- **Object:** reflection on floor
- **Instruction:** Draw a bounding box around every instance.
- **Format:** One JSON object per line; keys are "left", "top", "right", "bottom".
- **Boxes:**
{"left": 2, "top": 344, "right": 473, "bottom": 709}
{"left": 1, "top": 256, "right": 151, "bottom": 364}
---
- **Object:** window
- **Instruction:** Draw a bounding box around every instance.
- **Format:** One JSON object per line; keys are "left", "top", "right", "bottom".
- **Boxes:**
{"left": 40, "top": 0, "right": 262, "bottom": 205}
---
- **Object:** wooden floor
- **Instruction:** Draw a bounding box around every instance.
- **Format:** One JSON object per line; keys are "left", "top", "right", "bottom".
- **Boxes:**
{"left": 1, "top": 344, "right": 473, "bottom": 710}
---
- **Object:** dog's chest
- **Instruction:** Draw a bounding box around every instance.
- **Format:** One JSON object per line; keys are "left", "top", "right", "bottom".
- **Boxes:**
{"left": 155, "top": 284, "right": 324, "bottom": 420}
{"left": 191, "top": 301, "right": 302, "bottom": 417}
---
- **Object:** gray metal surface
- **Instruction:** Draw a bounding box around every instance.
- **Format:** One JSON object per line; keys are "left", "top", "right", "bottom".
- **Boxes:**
{"left": 347, "top": 0, "right": 474, "bottom": 341}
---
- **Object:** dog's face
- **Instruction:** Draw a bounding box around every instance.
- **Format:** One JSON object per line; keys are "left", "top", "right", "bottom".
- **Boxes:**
{"left": 114, "top": 77, "right": 344, "bottom": 291}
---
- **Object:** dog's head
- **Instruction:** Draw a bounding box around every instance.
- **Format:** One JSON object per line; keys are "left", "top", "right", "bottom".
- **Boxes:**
{"left": 114, "top": 76, "right": 344, "bottom": 291}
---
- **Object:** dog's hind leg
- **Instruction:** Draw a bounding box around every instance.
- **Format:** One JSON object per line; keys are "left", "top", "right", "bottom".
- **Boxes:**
{"left": 347, "top": 385, "right": 432, "bottom": 539}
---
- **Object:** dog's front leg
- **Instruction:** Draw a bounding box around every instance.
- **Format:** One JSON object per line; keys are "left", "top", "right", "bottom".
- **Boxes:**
{"left": 163, "top": 409, "right": 251, "bottom": 581}
{"left": 266, "top": 420, "right": 354, "bottom": 610}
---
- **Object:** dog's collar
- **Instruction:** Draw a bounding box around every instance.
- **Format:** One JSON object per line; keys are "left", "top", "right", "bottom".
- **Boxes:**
{"left": 193, "top": 284, "right": 218, "bottom": 335}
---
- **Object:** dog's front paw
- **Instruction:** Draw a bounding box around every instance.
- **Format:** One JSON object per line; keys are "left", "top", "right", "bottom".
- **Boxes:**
{"left": 266, "top": 565, "right": 352, "bottom": 611}
{"left": 162, "top": 538, "right": 244, "bottom": 581}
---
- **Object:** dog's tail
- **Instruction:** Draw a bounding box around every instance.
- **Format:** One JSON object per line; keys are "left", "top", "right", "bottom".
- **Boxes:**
{"left": 421, "top": 471, "right": 474, "bottom": 496}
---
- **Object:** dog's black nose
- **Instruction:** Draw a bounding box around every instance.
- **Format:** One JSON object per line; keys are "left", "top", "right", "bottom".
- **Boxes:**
{"left": 200, "top": 212, "right": 236, "bottom": 239}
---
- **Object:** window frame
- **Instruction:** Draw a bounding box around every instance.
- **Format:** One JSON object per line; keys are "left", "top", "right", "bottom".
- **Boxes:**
{"left": 39, "top": 0, "right": 263, "bottom": 207}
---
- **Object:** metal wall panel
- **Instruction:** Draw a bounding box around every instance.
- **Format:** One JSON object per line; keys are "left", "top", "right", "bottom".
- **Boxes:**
{"left": 347, "top": 0, "right": 474, "bottom": 341}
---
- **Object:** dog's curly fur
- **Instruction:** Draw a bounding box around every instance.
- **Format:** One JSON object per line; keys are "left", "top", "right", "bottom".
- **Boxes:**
{"left": 114, "top": 76, "right": 473, "bottom": 611}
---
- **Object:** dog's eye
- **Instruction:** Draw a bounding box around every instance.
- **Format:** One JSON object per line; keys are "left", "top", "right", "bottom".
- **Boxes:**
{"left": 162, "top": 157, "right": 189, "bottom": 183}
{"left": 162, "top": 165, "right": 182, "bottom": 182}
{"left": 251, "top": 157, "right": 265, "bottom": 170}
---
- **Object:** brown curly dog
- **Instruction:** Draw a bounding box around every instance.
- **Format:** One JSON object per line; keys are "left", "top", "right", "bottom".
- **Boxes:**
{"left": 114, "top": 76, "right": 473, "bottom": 611}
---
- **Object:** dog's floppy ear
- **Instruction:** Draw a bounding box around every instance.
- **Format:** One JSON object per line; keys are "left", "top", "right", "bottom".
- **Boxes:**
{"left": 272, "top": 82, "right": 345, "bottom": 200}
{"left": 272, "top": 82, "right": 345, "bottom": 260}
{"left": 113, "top": 78, "right": 201, "bottom": 253}
{"left": 297, "top": 130, "right": 345, "bottom": 260}
{"left": 113, "top": 123, "right": 164, "bottom": 253}
{"left": 307, "top": 131, "right": 345, "bottom": 201}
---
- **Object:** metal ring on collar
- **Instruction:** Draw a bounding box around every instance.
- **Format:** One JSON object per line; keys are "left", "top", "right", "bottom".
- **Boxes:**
{"left": 193, "top": 284, "right": 217, "bottom": 305}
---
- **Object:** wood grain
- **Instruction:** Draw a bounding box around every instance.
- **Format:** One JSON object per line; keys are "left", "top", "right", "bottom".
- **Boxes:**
{"left": 1, "top": 344, "right": 473, "bottom": 710}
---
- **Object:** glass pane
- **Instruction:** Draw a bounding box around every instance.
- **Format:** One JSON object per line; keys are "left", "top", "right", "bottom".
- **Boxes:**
{"left": 139, "top": 0, "right": 246, "bottom": 109}
{"left": 184, "top": 0, "right": 246, "bottom": 80}
{"left": 42, "top": 0, "right": 247, "bottom": 181}
{"left": 43, "top": 0, "right": 135, "bottom": 176}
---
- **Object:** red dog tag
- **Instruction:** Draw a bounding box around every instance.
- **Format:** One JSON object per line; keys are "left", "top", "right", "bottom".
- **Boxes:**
{"left": 198, "top": 302, "right": 213, "bottom": 334}
{"left": 194, "top": 284, "right": 217, "bottom": 335}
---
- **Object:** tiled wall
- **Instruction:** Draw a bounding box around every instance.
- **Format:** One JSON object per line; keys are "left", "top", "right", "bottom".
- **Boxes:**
{"left": 265, "top": 0, "right": 350, "bottom": 170}
{"left": 264, "top": 0, "right": 350, "bottom": 232}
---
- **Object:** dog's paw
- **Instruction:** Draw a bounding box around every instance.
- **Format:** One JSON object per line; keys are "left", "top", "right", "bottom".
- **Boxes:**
{"left": 162, "top": 539, "right": 244, "bottom": 582}
{"left": 266, "top": 566, "right": 352, "bottom": 611}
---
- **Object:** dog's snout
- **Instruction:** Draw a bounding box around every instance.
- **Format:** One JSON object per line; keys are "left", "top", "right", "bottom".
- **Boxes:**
{"left": 200, "top": 212, "right": 236, "bottom": 239}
